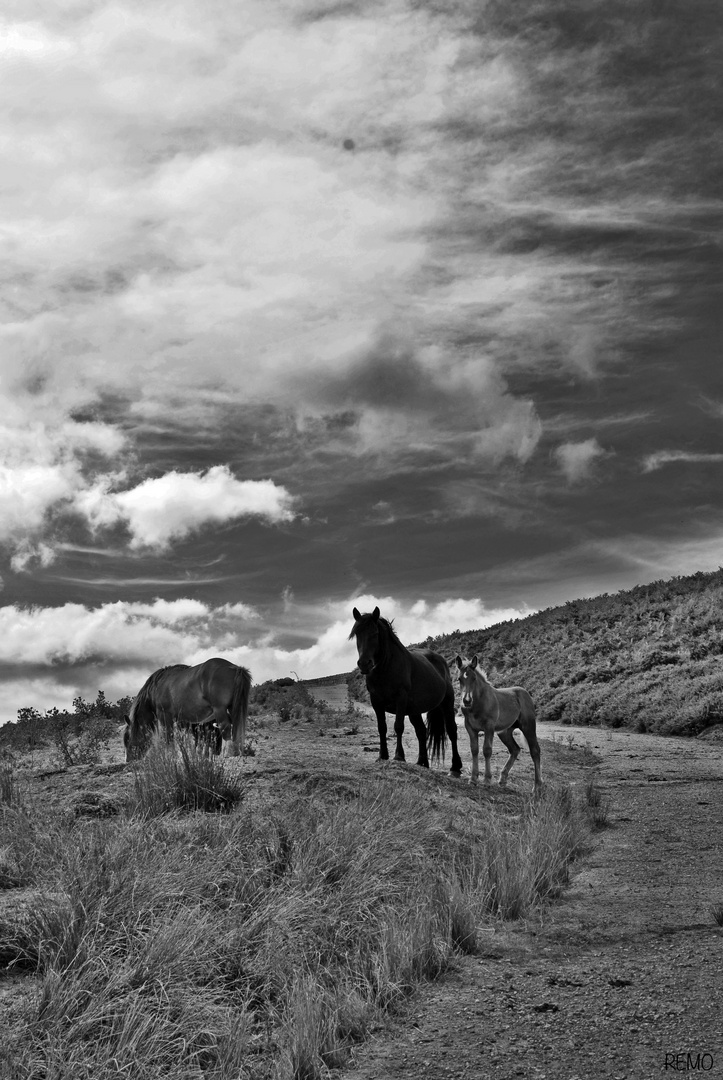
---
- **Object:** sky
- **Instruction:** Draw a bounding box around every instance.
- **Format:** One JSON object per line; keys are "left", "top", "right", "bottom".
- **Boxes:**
{"left": 0, "top": 0, "right": 722, "bottom": 720}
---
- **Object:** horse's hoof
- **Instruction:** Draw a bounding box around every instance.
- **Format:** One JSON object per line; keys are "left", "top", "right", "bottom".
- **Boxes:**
{"left": 450, "top": 769, "right": 461, "bottom": 778}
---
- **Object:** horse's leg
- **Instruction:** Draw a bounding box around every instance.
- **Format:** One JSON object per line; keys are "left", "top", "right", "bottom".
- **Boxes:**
{"left": 389, "top": 691, "right": 409, "bottom": 762}
{"left": 526, "top": 729, "right": 543, "bottom": 787}
{"left": 371, "top": 698, "right": 389, "bottom": 761}
{"left": 482, "top": 728, "right": 495, "bottom": 785}
{"left": 393, "top": 712, "right": 406, "bottom": 761}
{"left": 194, "top": 701, "right": 234, "bottom": 754}
{"left": 409, "top": 712, "right": 429, "bottom": 768}
{"left": 496, "top": 727, "right": 520, "bottom": 787}
{"left": 445, "top": 694, "right": 463, "bottom": 776}
{"left": 464, "top": 717, "right": 480, "bottom": 784}
{"left": 515, "top": 692, "right": 542, "bottom": 789}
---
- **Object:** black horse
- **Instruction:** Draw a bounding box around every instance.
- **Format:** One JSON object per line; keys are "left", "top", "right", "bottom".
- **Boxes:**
{"left": 349, "top": 606, "right": 462, "bottom": 775}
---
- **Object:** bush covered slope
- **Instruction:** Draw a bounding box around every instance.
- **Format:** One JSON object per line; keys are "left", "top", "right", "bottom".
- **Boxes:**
{"left": 350, "top": 570, "right": 723, "bottom": 737}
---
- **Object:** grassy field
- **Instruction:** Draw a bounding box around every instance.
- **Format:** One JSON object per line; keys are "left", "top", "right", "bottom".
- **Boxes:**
{"left": 0, "top": 700, "right": 599, "bottom": 1080}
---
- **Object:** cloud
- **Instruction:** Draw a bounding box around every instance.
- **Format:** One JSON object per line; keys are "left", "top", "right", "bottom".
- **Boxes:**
{"left": 0, "top": 597, "right": 260, "bottom": 668}
{"left": 74, "top": 466, "right": 296, "bottom": 549}
{"left": 10, "top": 542, "right": 56, "bottom": 573}
{"left": 589, "top": 530, "right": 723, "bottom": 582}
{"left": 554, "top": 439, "right": 607, "bottom": 483}
{"left": 0, "top": 411, "right": 129, "bottom": 561}
{"left": 641, "top": 450, "right": 723, "bottom": 473}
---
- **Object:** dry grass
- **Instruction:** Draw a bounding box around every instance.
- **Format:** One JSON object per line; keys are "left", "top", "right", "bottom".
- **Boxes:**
{"left": 128, "top": 730, "right": 244, "bottom": 815}
{"left": 583, "top": 777, "right": 612, "bottom": 829}
{"left": 0, "top": 762, "right": 18, "bottom": 808}
{"left": 0, "top": 749, "right": 593, "bottom": 1080}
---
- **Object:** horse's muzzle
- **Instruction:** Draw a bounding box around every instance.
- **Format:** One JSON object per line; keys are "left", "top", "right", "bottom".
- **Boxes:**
{"left": 357, "top": 660, "right": 376, "bottom": 675}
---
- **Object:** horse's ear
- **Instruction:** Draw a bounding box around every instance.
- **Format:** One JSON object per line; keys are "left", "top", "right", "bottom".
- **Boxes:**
{"left": 470, "top": 655, "right": 478, "bottom": 668}
{"left": 372, "top": 606, "right": 380, "bottom": 621}
{"left": 352, "top": 607, "right": 361, "bottom": 621}
{"left": 455, "top": 654, "right": 463, "bottom": 669}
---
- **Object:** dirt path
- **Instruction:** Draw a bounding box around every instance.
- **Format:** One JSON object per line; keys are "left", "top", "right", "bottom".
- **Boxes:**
{"left": 336, "top": 724, "right": 723, "bottom": 1080}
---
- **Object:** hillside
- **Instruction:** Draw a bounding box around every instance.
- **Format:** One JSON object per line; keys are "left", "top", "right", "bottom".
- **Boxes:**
{"left": 349, "top": 569, "right": 723, "bottom": 738}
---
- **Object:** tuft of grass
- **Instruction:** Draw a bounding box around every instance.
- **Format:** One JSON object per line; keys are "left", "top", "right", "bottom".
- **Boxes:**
{"left": 711, "top": 902, "right": 723, "bottom": 927}
{"left": 583, "top": 777, "right": 611, "bottom": 829}
{"left": 128, "top": 730, "right": 244, "bottom": 815}
{"left": 479, "top": 785, "right": 587, "bottom": 919}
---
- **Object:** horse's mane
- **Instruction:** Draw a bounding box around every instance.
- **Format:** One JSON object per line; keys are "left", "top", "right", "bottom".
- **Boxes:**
{"left": 134, "top": 664, "right": 190, "bottom": 711}
{"left": 349, "top": 614, "right": 407, "bottom": 662}
{"left": 460, "top": 657, "right": 489, "bottom": 682}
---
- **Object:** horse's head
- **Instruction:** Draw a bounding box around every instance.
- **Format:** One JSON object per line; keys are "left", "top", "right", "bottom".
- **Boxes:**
{"left": 123, "top": 697, "right": 154, "bottom": 762}
{"left": 349, "top": 605, "right": 381, "bottom": 675}
{"left": 455, "top": 654, "right": 483, "bottom": 710}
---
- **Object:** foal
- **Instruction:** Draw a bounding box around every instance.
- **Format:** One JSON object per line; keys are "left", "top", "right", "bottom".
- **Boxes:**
{"left": 455, "top": 655, "right": 542, "bottom": 788}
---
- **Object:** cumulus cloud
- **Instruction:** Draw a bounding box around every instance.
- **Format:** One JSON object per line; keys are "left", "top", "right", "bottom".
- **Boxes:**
{"left": 554, "top": 439, "right": 607, "bottom": 484}
{"left": 0, "top": 597, "right": 260, "bottom": 668}
{"left": 74, "top": 466, "right": 296, "bottom": 549}
{"left": 641, "top": 450, "right": 723, "bottom": 473}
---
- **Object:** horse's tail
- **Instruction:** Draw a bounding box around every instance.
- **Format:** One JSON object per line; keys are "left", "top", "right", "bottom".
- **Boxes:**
{"left": 229, "top": 665, "right": 252, "bottom": 753}
{"left": 426, "top": 704, "right": 447, "bottom": 763}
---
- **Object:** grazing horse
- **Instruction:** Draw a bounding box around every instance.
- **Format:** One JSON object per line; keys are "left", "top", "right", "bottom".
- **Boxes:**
{"left": 349, "top": 607, "right": 462, "bottom": 775}
{"left": 455, "top": 655, "right": 542, "bottom": 788}
{"left": 123, "top": 658, "right": 251, "bottom": 762}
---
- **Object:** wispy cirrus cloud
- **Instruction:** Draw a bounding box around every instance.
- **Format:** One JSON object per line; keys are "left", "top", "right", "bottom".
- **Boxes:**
{"left": 641, "top": 451, "right": 723, "bottom": 473}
